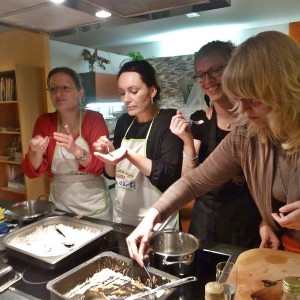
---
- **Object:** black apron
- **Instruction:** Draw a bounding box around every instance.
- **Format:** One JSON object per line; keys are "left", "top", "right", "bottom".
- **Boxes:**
{"left": 188, "top": 108, "right": 261, "bottom": 248}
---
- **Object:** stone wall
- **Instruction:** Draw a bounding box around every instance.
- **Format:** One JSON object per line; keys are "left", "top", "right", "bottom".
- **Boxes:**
{"left": 148, "top": 54, "right": 194, "bottom": 110}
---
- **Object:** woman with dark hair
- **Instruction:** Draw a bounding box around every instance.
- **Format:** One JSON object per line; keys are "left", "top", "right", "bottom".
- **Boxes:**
{"left": 170, "top": 41, "right": 261, "bottom": 248}
{"left": 22, "top": 67, "right": 111, "bottom": 219}
{"left": 94, "top": 60, "right": 183, "bottom": 229}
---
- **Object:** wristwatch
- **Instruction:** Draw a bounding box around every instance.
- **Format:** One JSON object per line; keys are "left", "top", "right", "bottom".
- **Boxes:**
{"left": 76, "top": 149, "right": 88, "bottom": 161}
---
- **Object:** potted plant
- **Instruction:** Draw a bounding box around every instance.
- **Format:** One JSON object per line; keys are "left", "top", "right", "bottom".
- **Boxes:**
{"left": 127, "top": 51, "right": 145, "bottom": 61}
{"left": 82, "top": 49, "right": 110, "bottom": 71}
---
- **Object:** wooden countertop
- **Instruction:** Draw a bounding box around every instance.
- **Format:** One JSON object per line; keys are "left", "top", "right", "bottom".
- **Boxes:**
{"left": 235, "top": 248, "right": 300, "bottom": 299}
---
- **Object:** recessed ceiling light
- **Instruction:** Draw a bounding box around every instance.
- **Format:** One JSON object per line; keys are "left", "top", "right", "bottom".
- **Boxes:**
{"left": 186, "top": 12, "right": 200, "bottom": 18}
{"left": 95, "top": 10, "right": 111, "bottom": 18}
{"left": 51, "top": 0, "right": 65, "bottom": 3}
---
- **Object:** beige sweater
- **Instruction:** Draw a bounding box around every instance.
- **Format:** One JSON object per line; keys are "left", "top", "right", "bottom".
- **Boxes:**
{"left": 154, "top": 126, "right": 300, "bottom": 242}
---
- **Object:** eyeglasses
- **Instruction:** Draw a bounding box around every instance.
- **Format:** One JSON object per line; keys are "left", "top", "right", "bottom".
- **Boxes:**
{"left": 192, "top": 65, "right": 226, "bottom": 83}
{"left": 236, "top": 98, "right": 262, "bottom": 107}
{"left": 47, "top": 85, "right": 77, "bottom": 95}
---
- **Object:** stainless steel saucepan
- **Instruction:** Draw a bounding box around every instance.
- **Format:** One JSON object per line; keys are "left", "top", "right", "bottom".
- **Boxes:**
{"left": 150, "top": 231, "right": 199, "bottom": 277}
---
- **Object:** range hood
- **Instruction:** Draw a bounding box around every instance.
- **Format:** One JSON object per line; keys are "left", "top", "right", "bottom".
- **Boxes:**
{"left": 0, "top": 0, "right": 230, "bottom": 35}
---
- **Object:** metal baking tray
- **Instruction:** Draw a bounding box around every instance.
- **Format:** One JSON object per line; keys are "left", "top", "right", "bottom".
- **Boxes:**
{"left": 47, "top": 251, "right": 179, "bottom": 300}
{"left": 0, "top": 262, "right": 22, "bottom": 292}
{"left": 2, "top": 216, "right": 113, "bottom": 270}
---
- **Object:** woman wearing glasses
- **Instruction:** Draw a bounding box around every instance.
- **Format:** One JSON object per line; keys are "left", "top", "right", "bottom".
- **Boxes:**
{"left": 127, "top": 31, "right": 300, "bottom": 265}
{"left": 22, "top": 67, "right": 112, "bottom": 220}
{"left": 170, "top": 41, "right": 261, "bottom": 248}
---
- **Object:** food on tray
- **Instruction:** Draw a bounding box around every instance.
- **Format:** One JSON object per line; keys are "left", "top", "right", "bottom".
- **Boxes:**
{"left": 65, "top": 268, "right": 151, "bottom": 299}
{"left": 7, "top": 224, "right": 97, "bottom": 257}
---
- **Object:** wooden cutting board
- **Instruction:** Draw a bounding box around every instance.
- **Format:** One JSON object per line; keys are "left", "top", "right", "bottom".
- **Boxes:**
{"left": 234, "top": 248, "right": 300, "bottom": 299}
{"left": 250, "top": 284, "right": 282, "bottom": 300}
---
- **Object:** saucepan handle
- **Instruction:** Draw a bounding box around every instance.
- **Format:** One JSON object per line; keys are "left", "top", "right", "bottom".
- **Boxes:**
{"left": 162, "top": 256, "right": 192, "bottom": 265}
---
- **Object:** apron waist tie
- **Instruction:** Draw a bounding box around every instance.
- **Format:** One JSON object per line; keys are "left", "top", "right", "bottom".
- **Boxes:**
{"left": 53, "top": 173, "right": 99, "bottom": 183}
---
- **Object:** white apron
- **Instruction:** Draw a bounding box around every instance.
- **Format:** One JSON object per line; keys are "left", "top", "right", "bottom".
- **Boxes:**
{"left": 49, "top": 111, "right": 111, "bottom": 220}
{"left": 114, "top": 118, "right": 178, "bottom": 230}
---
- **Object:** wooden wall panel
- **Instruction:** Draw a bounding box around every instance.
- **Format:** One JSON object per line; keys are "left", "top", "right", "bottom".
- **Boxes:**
{"left": 289, "top": 21, "right": 300, "bottom": 44}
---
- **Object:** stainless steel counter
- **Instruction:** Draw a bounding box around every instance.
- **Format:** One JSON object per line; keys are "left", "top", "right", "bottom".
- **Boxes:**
{"left": 0, "top": 211, "right": 245, "bottom": 300}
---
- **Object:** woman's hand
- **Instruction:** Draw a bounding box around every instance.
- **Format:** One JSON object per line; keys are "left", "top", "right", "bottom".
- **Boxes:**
{"left": 272, "top": 201, "right": 300, "bottom": 230}
{"left": 53, "top": 124, "right": 77, "bottom": 154}
{"left": 170, "top": 111, "right": 193, "bottom": 142}
{"left": 259, "top": 222, "right": 280, "bottom": 249}
{"left": 29, "top": 135, "right": 50, "bottom": 153}
{"left": 93, "top": 136, "right": 115, "bottom": 154}
{"left": 94, "top": 147, "right": 127, "bottom": 165}
{"left": 126, "top": 208, "right": 161, "bottom": 267}
{"left": 28, "top": 135, "right": 50, "bottom": 170}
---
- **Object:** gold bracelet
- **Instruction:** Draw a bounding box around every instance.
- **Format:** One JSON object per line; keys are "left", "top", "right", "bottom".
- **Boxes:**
{"left": 183, "top": 152, "right": 198, "bottom": 161}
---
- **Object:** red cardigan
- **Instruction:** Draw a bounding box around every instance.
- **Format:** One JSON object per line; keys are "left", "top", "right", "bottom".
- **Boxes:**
{"left": 22, "top": 110, "right": 109, "bottom": 178}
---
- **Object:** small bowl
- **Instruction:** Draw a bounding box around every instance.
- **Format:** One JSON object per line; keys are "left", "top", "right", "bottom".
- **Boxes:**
{"left": 4, "top": 200, "right": 55, "bottom": 221}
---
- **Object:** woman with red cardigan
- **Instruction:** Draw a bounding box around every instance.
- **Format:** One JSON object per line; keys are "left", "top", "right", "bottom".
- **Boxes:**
{"left": 22, "top": 67, "right": 111, "bottom": 220}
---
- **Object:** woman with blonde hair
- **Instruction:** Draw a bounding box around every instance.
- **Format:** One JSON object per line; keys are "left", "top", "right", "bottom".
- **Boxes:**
{"left": 170, "top": 40, "right": 261, "bottom": 248}
{"left": 126, "top": 31, "right": 300, "bottom": 266}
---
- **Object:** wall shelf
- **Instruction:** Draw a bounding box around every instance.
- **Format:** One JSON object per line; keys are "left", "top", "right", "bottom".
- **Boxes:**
{"left": 0, "top": 160, "right": 21, "bottom": 165}
{"left": 1, "top": 186, "right": 25, "bottom": 195}
{"left": 0, "top": 65, "right": 48, "bottom": 201}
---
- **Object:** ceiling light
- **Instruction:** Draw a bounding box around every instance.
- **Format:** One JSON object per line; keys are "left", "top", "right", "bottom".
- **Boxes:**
{"left": 51, "top": 0, "right": 65, "bottom": 3}
{"left": 95, "top": 10, "right": 111, "bottom": 18}
{"left": 186, "top": 12, "right": 200, "bottom": 18}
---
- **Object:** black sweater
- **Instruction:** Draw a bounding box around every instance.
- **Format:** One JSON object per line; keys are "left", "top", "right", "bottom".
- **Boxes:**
{"left": 112, "top": 108, "right": 183, "bottom": 192}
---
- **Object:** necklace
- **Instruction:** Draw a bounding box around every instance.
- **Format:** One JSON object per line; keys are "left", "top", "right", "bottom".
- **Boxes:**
{"left": 218, "top": 118, "right": 235, "bottom": 129}
{"left": 276, "top": 152, "right": 288, "bottom": 198}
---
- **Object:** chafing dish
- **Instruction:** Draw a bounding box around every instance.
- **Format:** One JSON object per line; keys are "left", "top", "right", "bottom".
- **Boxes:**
{"left": 3, "top": 216, "right": 112, "bottom": 270}
{"left": 46, "top": 251, "right": 179, "bottom": 300}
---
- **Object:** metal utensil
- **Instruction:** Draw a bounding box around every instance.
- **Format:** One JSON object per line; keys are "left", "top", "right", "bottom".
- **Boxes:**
{"left": 55, "top": 227, "right": 75, "bottom": 248}
{"left": 143, "top": 265, "right": 153, "bottom": 288}
{"left": 217, "top": 255, "right": 234, "bottom": 284}
{"left": 262, "top": 276, "right": 300, "bottom": 287}
{"left": 261, "top": 279, "right": 282, "bottom": 287}
{"left": 143, "top": 265, "right": 151, "bottom": 280}
{"left": 125, "top": 276, "right": 197, "bottom": 300}
{"left": 189, "top": 119, "right": 204, "bottom": 125}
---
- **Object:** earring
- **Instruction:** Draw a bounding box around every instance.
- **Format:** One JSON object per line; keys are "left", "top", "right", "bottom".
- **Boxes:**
{"left": 151, "top": 97, "right": 153, "bottom": 104}
{"left": 79, "top": 99, "right": 84, "bottom": 109}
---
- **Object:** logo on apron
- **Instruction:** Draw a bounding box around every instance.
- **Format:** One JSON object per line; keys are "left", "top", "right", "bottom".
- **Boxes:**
{"left": 116, "top": 169, "right": 136, "bottom": 190}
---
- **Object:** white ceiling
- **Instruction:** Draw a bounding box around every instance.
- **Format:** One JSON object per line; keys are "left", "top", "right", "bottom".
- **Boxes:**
{"left": 1, "top": 0, "right": 300, "bottom": 51}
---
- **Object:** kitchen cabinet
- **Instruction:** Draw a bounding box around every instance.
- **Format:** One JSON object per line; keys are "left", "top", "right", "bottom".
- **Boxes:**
{"left": 79, "top": 72, "right": 119, "bottom": 103}
{"left": 0, "top": 65, "right": 48, "bottom": 201}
